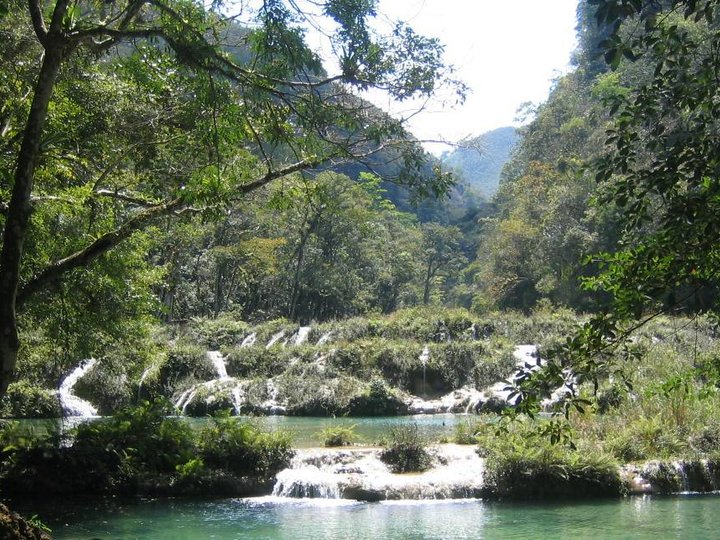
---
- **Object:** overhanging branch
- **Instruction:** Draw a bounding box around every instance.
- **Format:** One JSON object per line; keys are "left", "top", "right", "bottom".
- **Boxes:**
{"left": 16, "top": 196, "right": 185, "bottom": 309}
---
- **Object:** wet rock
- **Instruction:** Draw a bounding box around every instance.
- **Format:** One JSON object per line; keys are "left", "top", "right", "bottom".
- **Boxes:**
{"left": 0, "top": 504, "right": 52, "bottom": 540}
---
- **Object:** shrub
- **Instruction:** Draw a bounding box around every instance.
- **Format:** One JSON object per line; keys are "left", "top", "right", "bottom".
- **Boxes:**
{"left": 482, "top": 423, "right": 622, "bottom": 499}
{"left": 223, "top": 346, "right": 290, "bottom": 378}
{"left": 345, "top": 379, "right": 408, "bottom": 416}
{"left": 185, "top": 316, "right": 251, "bottom": 348}
{"left": 380, "top": 424, "right": 432, "bottom": 473}
{"left": 0, "top": 382, "right": 60, "bottom": 418}
{"left": 454, "top": 419, "right": 486, "bottom": 445}
{"left": 319, "top": 425, "right": 358, "bottom": 447}
{"left": 197, "top": 412, "right": 294, "bottom": 477}
{"left": 158, "top": 343, "right": 215, "bottom": 394}
{"left": 72, "top": 399, "right": 195, "bottom": 474}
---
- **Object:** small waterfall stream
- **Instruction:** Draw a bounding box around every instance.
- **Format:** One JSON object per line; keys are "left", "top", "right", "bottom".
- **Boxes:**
{"left": 270, "top": 445, "right": 485, "bottom": 501}
{"left": 207, "top": 350, "right": 228, "bottom": 379}
{"left": 57, "top": 359, "right": 99, "bottom": 417}
{"left": 293, "top": 326, "right": 312, "bottom": 346}
{"left": 241, "top": 332, "right": 257, "bottom": 347}
{"left": 419, "top": 346, "right": 430, "bottom": 397}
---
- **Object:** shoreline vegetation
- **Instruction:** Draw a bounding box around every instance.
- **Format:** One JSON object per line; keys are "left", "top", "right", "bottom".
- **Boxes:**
{"left": 1, "top": 308, "right": 719, "bottom": 508}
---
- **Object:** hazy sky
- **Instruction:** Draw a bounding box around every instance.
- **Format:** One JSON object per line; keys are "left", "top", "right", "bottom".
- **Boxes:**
{"left": 365, "top": 0, "right": 579, "bottom": 153}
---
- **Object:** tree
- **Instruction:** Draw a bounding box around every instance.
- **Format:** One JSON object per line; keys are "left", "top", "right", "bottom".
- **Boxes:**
{"left": 514, "top": 0, "right": 720, "bottom": 416}
{"left": 420, "top": 223, "right": 465, "bottom": 305}
{"left": 0, "top": 0, "right": 463, "bottom": 397}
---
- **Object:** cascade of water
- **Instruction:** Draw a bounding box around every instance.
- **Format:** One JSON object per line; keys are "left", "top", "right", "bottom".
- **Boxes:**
{"left": 174, "top": 387, "right": 197, "bottom": 413}
{"left": 241, "top": 333, "right": 257, "bottom": 347}
{"left": 57, "top": 359, "right": 99, "bottom": 417}
{"left": 137, "top": 365, "right": 154, "bottom": 399}
{"left": 673, "top": 461, "right": 691, "bottom": 493}
{"left": 419, "top": 346, "right": 430, "bottom": 397}
{"left": 269, "top": 445, "right": 485, "bottom": 501}
{"left": 231, "top": 383, "right": 245, "bottom": 415}
{"left": 294, "top": 326, "right": 312, "bottom": 346}
{"left": 207, "top": 351, "right": 228, "bottom": 379}
{"left": 316, "top": 331, "right": 333, "bottom": 346}
{"left": 408, "top": 387, "right": 484, "bottom": 414}
{"left": 266, "top": 331, "right": 285, "bottom": 348}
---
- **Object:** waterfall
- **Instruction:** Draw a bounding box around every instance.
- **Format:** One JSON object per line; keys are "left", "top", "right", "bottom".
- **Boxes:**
{"left": 623, "top": 460, "right": 720, "bottom": 494}
{"left": 207, "top": 351, "right": 228, "bottom": 379}
{"left": 137, "top": 364, "right": 154, "bottom": 399}
{"left": 174, "top": 386, "right": 198, "bottom": 413}
{"left": 316, "top": 331, "right": 333, "bottom": 346}
{"left": 294, "top": 326, "right": 312, "bottom": 346}
{"left": 407, "top": 386, "right": 484, "bottom": 414}
{"left": 266, "top": 331, "right": 286, "bottom": 348}
{"left": 268, "top": 446, "right": 485, "bottom": 501}
{"left": 57, "top": 359, "right": 99, "bottom": 417}
{"left": 241, "top": 333, "right": 257, "bottom": 347}
{"left": 231, "top": 383, "right": 245, "bottom": 415}
{"left": 419, "top": 346, "right": 430, "bottom": 397}
{"left": 673, "top": 461, "right": 691, "bottom": 493}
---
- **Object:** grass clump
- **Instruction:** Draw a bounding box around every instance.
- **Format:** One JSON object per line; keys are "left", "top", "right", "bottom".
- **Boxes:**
{"left": 481, "top": 420, "right": 623, "bottom": 499}
{"left": 380, "top": 424, "right": 432, "bottom": 473}
{"left": 319, "top": 424, "right": 358, "bottom": 447}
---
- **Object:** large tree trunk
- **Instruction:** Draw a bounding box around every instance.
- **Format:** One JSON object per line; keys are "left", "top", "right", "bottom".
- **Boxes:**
{"left": 0, "top": 7, "right": 71, "bottom": 397}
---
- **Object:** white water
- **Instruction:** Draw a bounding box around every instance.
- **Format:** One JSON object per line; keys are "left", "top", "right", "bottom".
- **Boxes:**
{"left": 408, "top": 386, "right": 484, "bottom": 414}
{"left": 57, "top": 358, "right": 99, "bottom": 417}
{"left": 207, "top": 350, "right": 228, "bottom": 379}
{"left": 419, "top": 345, "right": 430, "bottom": 396}
{"left": 479, "top": 344, "right": 540, "bottom": 406}
{"left": 408, "top": 345, "right": 540, "bottom": 414}
{"left": 294, "top": 326, "right": 312, "bottom": 346}
{"left": 271, "top": 445, "right": 485, "bottom": 501}
{"left": 266, "top": 331, "right": 285, "bottom": 348}
{"left": 241, "top": 333, "right": 257, "bottom": 347}
{"left": 316, "top": 331, "right": 333, "bottom": 346}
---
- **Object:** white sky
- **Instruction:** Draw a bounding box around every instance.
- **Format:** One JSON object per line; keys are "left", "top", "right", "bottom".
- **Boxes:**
{"left": 367, "top": 0, "right": 579, "bottom": 153}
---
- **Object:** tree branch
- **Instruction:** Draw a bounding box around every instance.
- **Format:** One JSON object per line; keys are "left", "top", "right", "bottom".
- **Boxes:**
{"left": 17, "top": 196, "right": 185, "bottom": 309}
{"left": 27, "top": 0, "right": 48, "bottom": 46}
{"left": 236, "top": 158, "right": 324, "bottom": 195}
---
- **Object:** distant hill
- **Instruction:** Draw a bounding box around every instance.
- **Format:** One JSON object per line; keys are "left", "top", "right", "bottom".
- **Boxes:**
{"left": 441, "top": 127, "right": 518, "bottom": 198}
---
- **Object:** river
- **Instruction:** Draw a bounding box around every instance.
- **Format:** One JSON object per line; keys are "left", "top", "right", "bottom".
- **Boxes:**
{"left": 25, "top": 493, "right": 720, "bottom": 539}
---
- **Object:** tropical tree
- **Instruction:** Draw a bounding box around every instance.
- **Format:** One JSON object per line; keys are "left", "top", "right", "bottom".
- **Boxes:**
{"left": 515, "top": 0, "right": 720, "bottom": 416}
{"left": 0, "top": 0, "right": 463, "bottom": 397}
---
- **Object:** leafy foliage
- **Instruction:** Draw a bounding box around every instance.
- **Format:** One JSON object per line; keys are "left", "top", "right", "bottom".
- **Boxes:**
{"left": 379, "top": 424, "right": 432, "bottom": 473}
{"left": 319, "top": 424, "right": 359, "bottom": 447}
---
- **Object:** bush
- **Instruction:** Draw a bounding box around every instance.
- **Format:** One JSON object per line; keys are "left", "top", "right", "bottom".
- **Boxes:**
{"left": 223, "top": 346, "right": 290, "bottom": 378}
{"left": 184, "top": 316, "right": 251, "bottom": 348}
{"left": 345, "top": 379, "right": 408, "bottom": 416}
{"left": 319, "top": 425, "right": 358, "bottom": 447}
{"left": 0, "top": 382, "right": 60, "bottom": 418}
{"left": 158, "top": 343, "right": 215, "bottom": 394}
{"left": 73, "top": 399, "right": 195, "bottom": 474}
{"left": 482, "top": 423, "right": 622, "bottom": 499}
{"left": 380, "top": 424, "right": 432, "bottom": 473}
{"left": 454, "top": 419, "right": 486, "bottom": 445}
{"left": 197, "top": 412, "right": 294, "bottom": 477}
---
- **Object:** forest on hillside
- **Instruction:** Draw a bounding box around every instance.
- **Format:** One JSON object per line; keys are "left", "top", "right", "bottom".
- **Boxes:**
{"left": 0, "top": 0, "right": 719, "bottom": 417}
{"left": 3, "top": 3, "right": 720, "bottom": 530}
